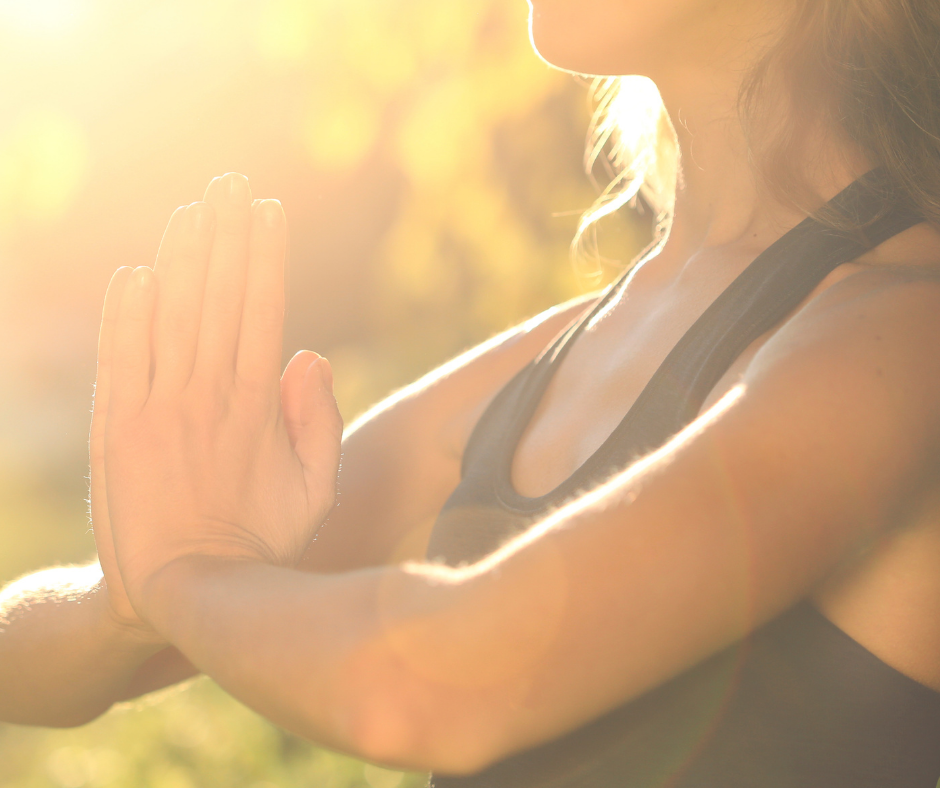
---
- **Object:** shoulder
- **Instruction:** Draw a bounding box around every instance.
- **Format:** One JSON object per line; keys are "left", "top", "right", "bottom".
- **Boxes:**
{"left": 752, "top": 263, "right": 940, "bottom": 381}
{"left": 740, "top": 263, "right": 940, "bottom": 475}
{"left": 795, "top": 260, "right": 940, "bottom": 315}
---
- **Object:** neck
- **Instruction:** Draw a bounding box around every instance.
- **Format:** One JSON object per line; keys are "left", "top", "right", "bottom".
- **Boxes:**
{"left": 644, "top": 14, "right": 871, "bottom": 268}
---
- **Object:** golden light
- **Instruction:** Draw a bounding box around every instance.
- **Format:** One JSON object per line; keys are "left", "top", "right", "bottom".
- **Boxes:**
{"left": 0, "top": 0, "right": 84, "bottom": 37}
{"left": 0, "top": 109, "right": 88, "bottom": 229}
{"left": 253, "top": 0, "right": 316, "bottom": 63}
{"left": 0, "top": 2, "right": 608, "bottom": 785}
{"left": 606, "top": 77, "right": 663, "bottom": 158}
{"left": 304, "top": 96, "right": 381, "bottom": 172}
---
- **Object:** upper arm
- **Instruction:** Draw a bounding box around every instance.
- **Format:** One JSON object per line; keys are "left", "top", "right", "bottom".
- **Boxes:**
{"left": 377, "top": 269, "right": 940, "bottom": 768}
{"left": 498, "top": 268, "right": 940, "bottom": 749}
{"left": 298, "top": 294, "right": 598, "bottom": 573}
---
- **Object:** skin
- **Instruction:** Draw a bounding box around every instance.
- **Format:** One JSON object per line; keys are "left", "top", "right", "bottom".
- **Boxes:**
{"left": 2, "top": 0, "right": 940, "bottom": 774}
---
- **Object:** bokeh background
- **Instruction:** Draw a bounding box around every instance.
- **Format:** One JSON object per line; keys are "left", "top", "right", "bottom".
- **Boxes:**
{"left": 0, "top": 1, "right": 646, "bottom": 786}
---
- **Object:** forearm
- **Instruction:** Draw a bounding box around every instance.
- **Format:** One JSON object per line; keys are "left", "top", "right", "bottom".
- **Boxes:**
{"left": 137, "top": 550, "right": 563, "bottom": 774}
{"left": 0, "top": 564, "right": 184, "bottom": 726}
{"left": 141, "top": 558, "right": 387, "bottom": 754}
{"left": 140, "top": 555, "right": 493, "bottom": 771}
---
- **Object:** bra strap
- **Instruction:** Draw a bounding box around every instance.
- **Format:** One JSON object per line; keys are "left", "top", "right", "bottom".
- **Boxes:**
{"left": 601, "top": 168, "right": 922, "bottom": 469}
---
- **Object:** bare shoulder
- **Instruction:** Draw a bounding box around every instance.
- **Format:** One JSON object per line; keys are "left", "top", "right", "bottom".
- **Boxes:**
{"left": 749, "top": 264, "right": 940, "bottom": 400}
{"left": 737, "top": 261, "right": 940, "bottom": 499}
{"left": 755, "top": 265, "right": 940, "bottom": 691}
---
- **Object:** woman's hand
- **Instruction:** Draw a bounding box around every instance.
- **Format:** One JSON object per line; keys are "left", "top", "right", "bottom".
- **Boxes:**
{"left": 90, "top": 266, "right": 152, "bottom": 632}
{"left": 103, "top": 173, "right": 343, "bottom": 615}
{"left": 90, "top": 209, "right": 199, "bottom": 635}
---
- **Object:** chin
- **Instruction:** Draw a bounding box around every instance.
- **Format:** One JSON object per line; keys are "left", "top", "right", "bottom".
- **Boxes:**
{"left": 528, "top": 4, "right": 609, "bottom": 74}
{"left": 527, "top": 0, "right": 681, "bottom": 77}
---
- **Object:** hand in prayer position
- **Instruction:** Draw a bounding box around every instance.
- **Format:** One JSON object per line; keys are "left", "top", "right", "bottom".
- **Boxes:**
{"left": 100, "top": 173, "right": 343, "bottom": 615}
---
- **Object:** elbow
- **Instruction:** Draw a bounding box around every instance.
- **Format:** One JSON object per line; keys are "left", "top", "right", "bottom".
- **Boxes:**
{"left": 338, "top": 649, "right": 509, "bottom": 775}
{"left": 345, "top": 692, "right": 507, "bottom": 777}
{"left": 334, "top": 566, "right": 532, "bottom": 775}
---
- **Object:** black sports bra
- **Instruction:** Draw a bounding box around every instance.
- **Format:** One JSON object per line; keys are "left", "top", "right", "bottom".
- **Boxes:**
{"left": 425, "top": 170, "right": 940, "bottom": 787}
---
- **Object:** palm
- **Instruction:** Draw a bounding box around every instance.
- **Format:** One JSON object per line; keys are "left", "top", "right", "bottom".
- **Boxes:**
{"left": 106, "top": 358, "right": 338, "bottom": 604}
{"left": 92, "top": 298, "right": 330, "bottom": 624}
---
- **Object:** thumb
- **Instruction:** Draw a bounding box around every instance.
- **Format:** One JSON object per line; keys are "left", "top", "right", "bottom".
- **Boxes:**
{"left": 281, "top": 350, "right": 320, "bottom": 447}
{"left": 295, "top": 357, "right": 343, "bottom": 517}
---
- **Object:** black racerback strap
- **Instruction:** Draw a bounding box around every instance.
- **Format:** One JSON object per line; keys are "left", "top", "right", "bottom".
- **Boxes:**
{"left": 491, "top": 168, "right": 923, "bottom": 511}
{"left": 613, "top": 168, "right": 922, "bottom": 451}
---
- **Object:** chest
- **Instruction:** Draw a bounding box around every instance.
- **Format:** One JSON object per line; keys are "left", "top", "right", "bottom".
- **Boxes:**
{"left": 508, "top": 261, "right": 940, "bottom": 692}
{"left": 511, "top": 263, "right": 766, "bottom": 498}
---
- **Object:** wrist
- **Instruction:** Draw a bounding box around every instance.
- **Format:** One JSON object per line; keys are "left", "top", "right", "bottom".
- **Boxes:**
{"left": 92, "top": 577, "right": 167, "bottom": 653}
{"left": 135, "top": 554, "right": 257, "bottom": 642}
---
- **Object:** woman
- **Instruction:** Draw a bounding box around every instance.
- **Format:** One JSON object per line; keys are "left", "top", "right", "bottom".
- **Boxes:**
{"left": 2, "top": 0, "right": 940, "bottom": 783}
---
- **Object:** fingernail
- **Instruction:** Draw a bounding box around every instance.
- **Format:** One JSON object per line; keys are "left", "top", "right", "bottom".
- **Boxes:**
{"left": 258, "top": 199, "right": 284, "bottom": 228}
{"left": 202, "top": 176, "right": 221, "bottom": 202}
{"left": 223, "top": 172, "right": 251, "bottom": 202}
{"left": 317, "top": 358, "right": 333, "bottom": 393}
{"left": 188, "top": 202, "right": 214, "bottom": 232}
{"left": 134, "top": 266, "right": 153, "bottom": 291}
{"left": 109, "top": 266, "right": 134, "bottom": 293}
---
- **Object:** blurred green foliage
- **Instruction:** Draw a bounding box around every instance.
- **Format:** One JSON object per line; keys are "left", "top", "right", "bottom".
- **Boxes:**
{"left": 0, "top": 0, "right": 645, "bottom": 785}
{"left": 0, "top": 678, "right": 428, "bottom": 788}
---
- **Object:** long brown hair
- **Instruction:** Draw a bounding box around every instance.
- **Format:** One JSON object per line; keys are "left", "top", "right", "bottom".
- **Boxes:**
{"left": 742, "top": 0, "right": 940, "bottom": 227}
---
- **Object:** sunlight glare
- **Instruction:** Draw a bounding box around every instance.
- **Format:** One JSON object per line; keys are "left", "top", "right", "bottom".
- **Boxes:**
{"left": 253, "top": 0, "right": 315, "bottom": 63}
{"left": 606, "top": 77, "right": 664, "bottom": 165}
{"left": 0, "top": 110, "right": 88, "bottom": 228}
{"left": 0, "top": 0, "right": 84, "bottom": 36}
{"left": 304, "top": 97, "right": 380, "bottom": 171}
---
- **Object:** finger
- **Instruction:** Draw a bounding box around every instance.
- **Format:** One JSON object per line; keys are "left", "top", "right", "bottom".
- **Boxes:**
{"left": 90, "top": 267, "right": 133, "bottom": 610}
{"left": 295, "top": 358, "right": 343, "bottom": 515}
{"left": 151, "top": 201, "right": 215, "bottom": 391}
{"left": 110, "top": 266, "right": 157, "bottom": 417}
{"left": 92, "top": 267, "right": 135, "bottom": 433}
{"left": 90, "top": 266, "right": 134, "bottom": 495}
{"left": 281, "top": 350, "right": 320, "bottom": 447}
{"left": 151, "top": 205, "right": 187, "bottom": 277}
{"left": 237, "top": 199, "right": 287, "bottom": 386}
{"left": 194, "top": 172, "right": 253, "bottom": 382}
